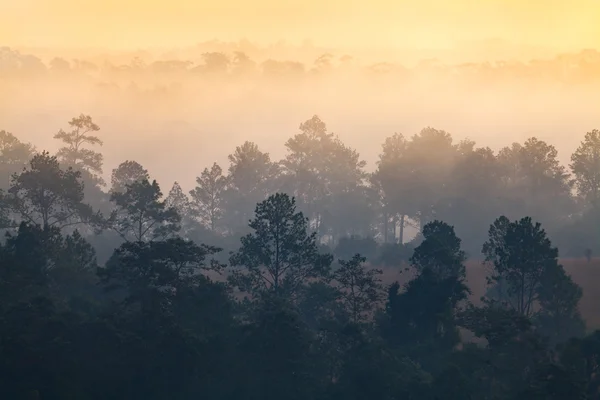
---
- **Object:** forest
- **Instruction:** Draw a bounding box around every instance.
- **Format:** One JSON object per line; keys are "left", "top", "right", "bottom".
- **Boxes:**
{"left": 1, "top": 111, "right": 600, "bottom": 399}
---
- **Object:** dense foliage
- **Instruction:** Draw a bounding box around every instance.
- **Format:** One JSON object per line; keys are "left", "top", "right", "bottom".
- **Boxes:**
{"left": 0, "top": 114, "right": 599, "bottom": 399}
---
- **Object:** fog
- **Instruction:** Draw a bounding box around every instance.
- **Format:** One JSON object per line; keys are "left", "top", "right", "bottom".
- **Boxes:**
{"left": 2, "top": 43, "right": 599, "bottom": 193}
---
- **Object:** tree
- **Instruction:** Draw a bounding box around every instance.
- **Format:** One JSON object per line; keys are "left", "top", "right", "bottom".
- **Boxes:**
{"left": 199, "top": 52, "right": 229, "bottom": 74}
{"left": 110, "top": 160, "right": 149, "bottom": 193}
{"left": 371, "top": 133, "right": 415, "bottom": 243}
{"left": 570, "top": 129, "right": 600, "bottom": 208}
{"left": 498, "top": 138, "right": 573, "bottom": 226}
{"left": 235, "top": 296, "right": 317, "bottom": 400}
{"left": 535, "top": 263, "right": 585, "bottom": 346}
{"left": 108, "top": 179, "right": 180, "bottom": 242}
{"left": 55, "top": 229, "right": 98, "bottom": 273}
{"left": 165, "top": 182, "right": 190, "bottom": 218}
{"left": 0, "top": 130, "right": 36, "bottom": 190}
{"left": 405, "top": 127, "right": 457, "bottom": 228}
{"left": 49, "top": 57, "right": 70, "bottom": 72}
{"left": 281, "top": 115, "right": 368, "bottom": 240}
{"left": 381, "top": 222, "right": 470, "bottom": 367}
{"left": 99, "top": 237, "right": 222, "bottom": 309}
{"left": 381, "top": 268, "right": 470, "bottom": 367}
{"left": 482, "top": 216, "right": 558, "bottom": 317}
{"left": 231, "top": 51, "right": 257, "bottom": 76}
{"left": 0, "top": 223, "right": 60, "bottom": 302}
{"left": 559, "top": 331, "right": 600, "bottom": 397}
{"left": 437, "top": 145, "right": 504, "bottom": 255}
{"left": 229, "top": 193, "right": 333, "bottom": 299}
{"left": 457, "top": 304, "right": 551, "bottom": 399}
{"left": 189, "top": 162, "right": 228, "bottom": 232}
{"left": 0, "top": 223, "right": 98, "bottom": 306}
{"left": 6, "top": 152, "right": 94, "bottom": 229}
{"left": 410, "top": 220, "right": 467, "bottom": 280}
{"left": 223, "top": 141, "right": 278, "bottom": 231}
{"left": 164, "top": 181, "right": 194, "bottom": 235}
{"left": 333, "top": 254, "right": 384, "bottom": 324}
{"left": 54, "top": 114, "right": 104, "bottom": 184}
{"left": 519, "top": 138, "right": 572, "bottom": 199}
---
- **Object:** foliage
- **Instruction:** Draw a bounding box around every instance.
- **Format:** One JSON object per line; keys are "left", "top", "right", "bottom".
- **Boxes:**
{"left": 332, "top": 254, "right": 384, "bottom": 324}
{"left": 99, "top": 237, "right": 223, "bottom": 310}
{"left": 108, "top": 179, "right": 181, "bottom": 242}
{"left": 6, "top": 151, "right": 95, "bottom": 229}
{"left": 110, "top": 160, "right": 150, "bottom": 193}
{"left": 222, "top": 141, "right": 278, "bottom": 232}
{"left": 54, "top": 114, "right": 104, "bottom": 185}
{"left": 229, "top": 193, "right": 333, "bottom": 299}
{"left": 3, "top": 112, "right": 600, "bottom": 399}
{"left": 570, "top": 129, "right": 600, "bottom": 207}
{"left": 535, "top": 263, "right": 586, "bottom": 346}
{"left": 482, "top": 216, "right": 559, "bottom": 317}
{"left": 0, "top": 130, "right": 36, "bottom": 190}
{"left": 189, "top": 162, "right": 228, "bottom": 232}
{"left": 410, "top": 220, "right": 467, "bottom": 280}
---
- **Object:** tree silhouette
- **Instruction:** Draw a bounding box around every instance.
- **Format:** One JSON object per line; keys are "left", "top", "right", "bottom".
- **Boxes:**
{"left": 54, "top": 114, "right": 104, "bottom": 185}
{"left": 110, "top": 160, "right": 149, "bottom": 194}
{"left": 410, "top": 220, "right": 467, "bottom": 280}
{"left": 482, "top": 216, "right": 558, "bottom": 317}
{"left": 229, "top": 193, "right": 332, "bottom": 299}
{"left": 0, "top": 130, "right": 36, "bottom": 190}
{"left": 223, "top": 141, "right": 278, "bottom": 231}
{"left": 108, "top": 179, "right": 180, "bottom": 242}
{"left": 189, "top": 162, "right": 228, "bottom": 232}
{"left": 372, "top": 132, "right": 413, "bottom": 243}
{"left": 333, "top": 254, "right": 384, "bottom": 324}
{"left": 6, "top": 152, "right": 94, "bottom": 229}
{"left": 570, "top": 129, "right": 600, "bottom": 208}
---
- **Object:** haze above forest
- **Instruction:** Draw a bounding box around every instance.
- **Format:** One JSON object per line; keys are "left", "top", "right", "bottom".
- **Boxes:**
{"left": 2, "top": 43, "right": 599, "bottom": 193}
{"left": 2, "top": 0, "right": 600, "bottom": 192}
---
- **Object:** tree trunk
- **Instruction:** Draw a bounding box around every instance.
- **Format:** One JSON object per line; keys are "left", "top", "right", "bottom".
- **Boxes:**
{"left": 383, "top": 211, "right": 389, "bottom": 243}
{"left": 399, "top": 214, "right": 405, "bottom": 244}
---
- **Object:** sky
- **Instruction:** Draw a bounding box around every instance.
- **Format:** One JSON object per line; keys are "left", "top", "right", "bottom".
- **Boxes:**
{"left": 1, "top": 0, "right": 599, "bottom": 50}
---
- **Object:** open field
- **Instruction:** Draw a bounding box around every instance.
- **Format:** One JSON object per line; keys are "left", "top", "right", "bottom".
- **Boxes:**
{"left": 379, "top": 257, "right": 600, "bottom": 331}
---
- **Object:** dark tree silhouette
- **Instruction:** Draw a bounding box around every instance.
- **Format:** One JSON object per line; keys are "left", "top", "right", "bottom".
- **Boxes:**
{"left": 108, "top": 179, "right": 180, "bottom": 242}
{"left": 229, "top": 193, "right": 332, "bottom": 299}
{"left": 6, "top": 152, "right": 94, "bottom": 229}
{"left": 410, "top": 220, "right": 467, "bottom": 280}
{"left": 333, "top": 254, "right": 384, "bottom": 324}
{"left": 483, "top": 216, "right": 559, "bottom": 317}
{"left": 54, "top": 114, "right": 104, "bottom": 184}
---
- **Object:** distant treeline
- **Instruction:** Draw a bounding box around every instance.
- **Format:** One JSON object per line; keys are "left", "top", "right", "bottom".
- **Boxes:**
{"left": 2, "top": 46, "right": 600, "bottom": 84}
{"left": 1, "top": 114, "right": 599, "bottom": 263}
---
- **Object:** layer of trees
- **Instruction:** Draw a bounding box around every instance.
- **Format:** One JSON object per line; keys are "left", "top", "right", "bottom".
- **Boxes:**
{"left": 2, "top": 115, "right": 600, "bottom": 263}
{"left": 1, "top": 113, "right": 600, "bottom": 398}
{"left": 2, "top": 45, "right": 600, "bottom": 85}
{"left": 0, "top": 189, "right": 594, "bottom": 399}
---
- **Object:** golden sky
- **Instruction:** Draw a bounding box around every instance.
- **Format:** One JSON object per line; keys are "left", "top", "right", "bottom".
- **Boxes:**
{"left": 1, "top": 0, "right": 599, "bottom": 50}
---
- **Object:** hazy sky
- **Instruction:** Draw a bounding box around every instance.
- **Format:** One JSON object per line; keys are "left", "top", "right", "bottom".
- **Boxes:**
{"left": 2, "top": 0, "right": 599, "bottom": 50}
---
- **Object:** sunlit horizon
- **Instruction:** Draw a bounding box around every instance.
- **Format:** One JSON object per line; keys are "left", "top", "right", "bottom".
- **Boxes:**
{"left": 2, "top": 0, "right": 600, "bottom": 51}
